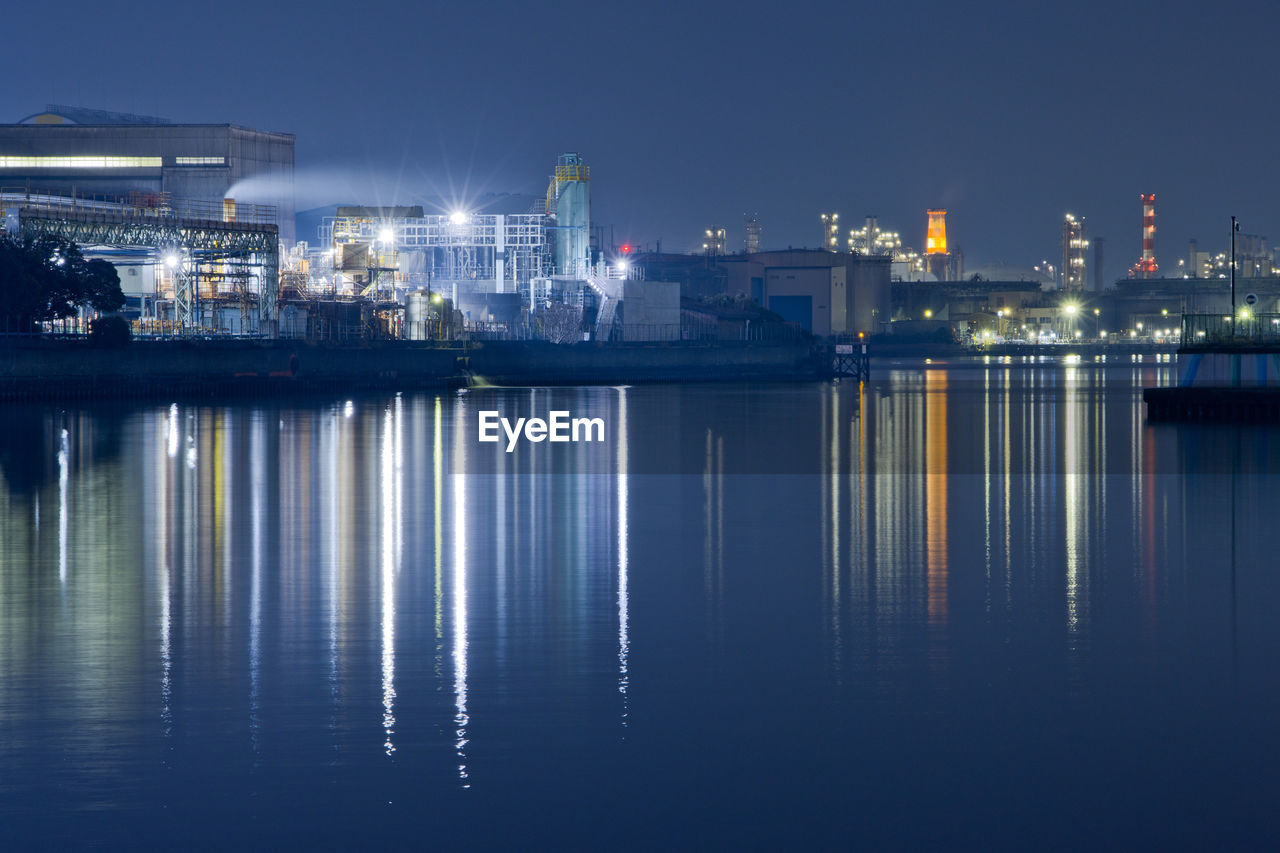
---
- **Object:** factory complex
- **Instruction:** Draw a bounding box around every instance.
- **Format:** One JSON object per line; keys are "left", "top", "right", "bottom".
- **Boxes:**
{"left": 0, "top": 107, "right": 879, "bottom": 344}
{"left": 3, "top": 105, "right": 1278, "bottom": 348}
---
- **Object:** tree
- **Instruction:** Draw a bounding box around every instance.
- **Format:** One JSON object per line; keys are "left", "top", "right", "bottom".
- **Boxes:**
{"left": 534, "top": 302, "right": 585, "bottom": 344}
{"left": 0, "top": 233, "right": 125, "bottom": 332}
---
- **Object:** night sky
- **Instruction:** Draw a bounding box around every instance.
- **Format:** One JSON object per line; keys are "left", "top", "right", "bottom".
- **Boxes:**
{"left": 5, "top": 0, "right": 1277, "bottom": 280}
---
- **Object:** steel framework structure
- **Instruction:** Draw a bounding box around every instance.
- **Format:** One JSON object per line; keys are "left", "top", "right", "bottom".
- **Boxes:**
{"left": 321, "top": 213, "right": 548, "bottom": 292}
{"left": 9, "top": 192, "right": 279, "bottom": 332}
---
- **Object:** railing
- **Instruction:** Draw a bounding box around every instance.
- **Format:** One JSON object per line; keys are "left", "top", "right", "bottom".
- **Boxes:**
{"left": 1182, "top": 313, "right": 1280, "bottom": 346}
{"left": 553, "top": 164, "right": 590, "bottom": 182}
{"left": 1, "top": 187, "right": 277, "bottom": 227}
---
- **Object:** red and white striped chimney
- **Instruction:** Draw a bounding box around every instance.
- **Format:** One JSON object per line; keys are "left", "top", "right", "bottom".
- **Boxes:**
{"left": 1138, "top": 193, "right": 1157, "bottom": 277}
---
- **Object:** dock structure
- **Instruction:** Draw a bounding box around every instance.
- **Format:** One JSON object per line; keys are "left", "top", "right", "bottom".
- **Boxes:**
{"left": 1143, "top": 313, "right": 1280, "bottom": 421}
{"left": 831, "top": 341, "right": 870, "bottom": 380}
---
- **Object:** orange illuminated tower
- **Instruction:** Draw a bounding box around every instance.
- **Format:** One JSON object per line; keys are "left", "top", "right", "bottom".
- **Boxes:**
{"left": 925, "top": 209, "right": 948, "bottom": 254}
{"left": 925, "top": 209, "right": 952, "bottom": 279}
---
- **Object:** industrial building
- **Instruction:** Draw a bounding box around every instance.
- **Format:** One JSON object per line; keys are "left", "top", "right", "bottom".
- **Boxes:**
{"left": 1106, "top": 276, "right": 1280, "bottom": 332}
{"left": 1061, "top": 213, "right": 1088, "bottom": 290}
{"left": 0, "top": 105, "right": 295, "bottom": 335}
{"left": 847, "top": 216, "right": 901, "bottom": 256}
{"left": 306, "top": 152, "right": 682, "bottom": 342}
{"left": 702, "top": 226, "right": 728, "bottom": 256}
{"left": 838, "top": 211, "right": 960, "bottom": 282}
{"left": 0, "top": 105, "right": 295, "bottom": 244}
{"left": 634, "top": 248, "right": 891, "bottom": 336}
{"left": 743, "top": 214, "right": 761, "bottom": 254}
{"left": 820, "top": 213, "right": 840, "bottom": 251}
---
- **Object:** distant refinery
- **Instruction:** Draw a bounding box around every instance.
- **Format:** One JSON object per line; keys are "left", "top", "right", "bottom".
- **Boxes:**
{"left": 10, "top": 103, "right": 1280, "bottom": 351}
{"left": 820, "top": 212, "right": 841, "bottom": 251}
{"left": 697, "top": 189, "right": 1280, "bottom": 295}
{"left": 702, "top": 225, "right": 728, "bottom": 256}
{"left": 1062, "top": 214, "right": 1088, "bottom": 291}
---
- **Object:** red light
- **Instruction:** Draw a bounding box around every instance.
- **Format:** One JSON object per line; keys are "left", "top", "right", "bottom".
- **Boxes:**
{"left": 621, "top": 244, "right": 632, "bottom": 254}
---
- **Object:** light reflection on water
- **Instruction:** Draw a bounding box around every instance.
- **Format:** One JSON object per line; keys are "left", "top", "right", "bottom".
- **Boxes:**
{"left": 2, "top": 365, "right": 1280, "bottom": 847}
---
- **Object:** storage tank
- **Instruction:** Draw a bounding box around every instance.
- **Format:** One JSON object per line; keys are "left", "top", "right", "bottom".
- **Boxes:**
{"left": 547, "top": 153, "right": 590, "bottom": 277}
{"left": 406, "top": 289, "right": 429, "bottom": 340}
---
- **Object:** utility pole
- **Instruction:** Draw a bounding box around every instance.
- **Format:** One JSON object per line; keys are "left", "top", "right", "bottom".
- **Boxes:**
{"left": 1231, "top": 215, "right": 1239, "bottom": 319}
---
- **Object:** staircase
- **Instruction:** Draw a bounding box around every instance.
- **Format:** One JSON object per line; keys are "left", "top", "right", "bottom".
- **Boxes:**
{"left": 585, "top": 272, "right": 620, "bottom": 341}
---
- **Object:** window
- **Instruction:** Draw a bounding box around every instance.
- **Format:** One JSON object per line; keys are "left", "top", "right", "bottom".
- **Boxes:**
{"left": 174, "top": 156, "right": 225, "bottom": 166}
{"left": 0, "top": 156, "right": 162, "bottom": 168}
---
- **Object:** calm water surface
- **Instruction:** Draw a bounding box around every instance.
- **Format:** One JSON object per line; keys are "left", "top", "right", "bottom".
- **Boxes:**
{"left": 3, "top": 363, "right": 1279, "bottom": 848}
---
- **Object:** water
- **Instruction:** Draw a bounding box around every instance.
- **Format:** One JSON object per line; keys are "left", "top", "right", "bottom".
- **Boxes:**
{"left": 3, "top": 363, "right": 1280, "bottom": 848}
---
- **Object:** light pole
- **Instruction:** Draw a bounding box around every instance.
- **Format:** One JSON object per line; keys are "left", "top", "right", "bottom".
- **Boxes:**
{"left": 1231, "top": 215, "right": 1239, "bottom": 321}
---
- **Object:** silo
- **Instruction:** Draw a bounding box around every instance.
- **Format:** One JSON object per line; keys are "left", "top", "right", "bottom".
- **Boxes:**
{"left": 406, "top": 290, "right": 429, "bottom": 340}
{"left": 547, "top": 153, "right": 590, "bottom": 277}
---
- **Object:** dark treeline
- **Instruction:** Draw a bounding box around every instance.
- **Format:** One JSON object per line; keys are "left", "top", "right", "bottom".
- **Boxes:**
{"left": 0, "top": 234, "right": 125, "bottom": 333}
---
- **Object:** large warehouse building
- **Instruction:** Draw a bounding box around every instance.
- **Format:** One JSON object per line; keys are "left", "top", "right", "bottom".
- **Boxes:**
{"left": 0, "top": 105, "right": 295, "bottom": 244}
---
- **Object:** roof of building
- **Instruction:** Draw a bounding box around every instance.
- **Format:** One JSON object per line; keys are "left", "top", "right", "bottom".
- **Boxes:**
{"left": 5, "top": 105, "right": 294, "bottom": 139}
{"left": 17, "top": 104, "right": 173, "bottom": 125}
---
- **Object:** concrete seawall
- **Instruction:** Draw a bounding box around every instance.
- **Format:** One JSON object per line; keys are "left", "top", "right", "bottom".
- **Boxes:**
{"left": 465, "top": 340, "right": 817, "bottom": 385}
{"left": 0, "top": 339, "right": 819, "bottom": 400}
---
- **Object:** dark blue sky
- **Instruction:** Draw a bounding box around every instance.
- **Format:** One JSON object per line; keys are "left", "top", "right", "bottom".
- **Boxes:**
{"left": 5, "top": 0, "right": 1277, "bottom": 280}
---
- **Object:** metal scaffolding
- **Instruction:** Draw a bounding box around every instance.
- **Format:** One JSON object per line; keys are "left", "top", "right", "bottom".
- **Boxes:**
{"left": 320, "top": 212, "right": 549, "bottom": 294}
{"left": 8, "top": 190, "right": 280, "bottom": 333}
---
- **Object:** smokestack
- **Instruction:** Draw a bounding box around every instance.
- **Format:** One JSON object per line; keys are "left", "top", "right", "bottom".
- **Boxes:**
{"left": 925, "top": 210, "right": 947, "bottom": 254}
{"left": 1138, "top": 193, "right": 1157, "bottom": 277}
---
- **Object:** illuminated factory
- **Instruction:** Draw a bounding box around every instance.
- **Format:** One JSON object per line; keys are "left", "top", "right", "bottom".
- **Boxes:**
{"left": 847, "top": 216, "right": 901, "bottom": 256}
{"left": 702, "top": 225, "right": 728, "bottom": 256}
{"left": 820, "top": 212, "right": 840, "bottom": 251}
{"left": 313, "top": 152, "right": 678, "bottom": 341}
{"left": 0, "top": 105, "right": 295, "bottom": 334}
{"left": 1, "top": 122, "right": 681, "bottom": 340}
{"left": 0, "top": 105, "right": 295, "bottom": 242}
{"left": 849, "top": 210, "right": 962, "bottom": 282}
{"left": 1061, "top": 213, "right": 1088, "bottom": 291}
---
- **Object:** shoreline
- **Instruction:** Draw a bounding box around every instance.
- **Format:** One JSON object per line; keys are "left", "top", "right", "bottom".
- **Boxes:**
{"left": 0, "top": 338, "right": 822, "bottom": 401}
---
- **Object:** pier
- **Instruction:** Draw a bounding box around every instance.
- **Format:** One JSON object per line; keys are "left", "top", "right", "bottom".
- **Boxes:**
{"left": 1143, "top": 313, "right": 1280, "bottom": 421}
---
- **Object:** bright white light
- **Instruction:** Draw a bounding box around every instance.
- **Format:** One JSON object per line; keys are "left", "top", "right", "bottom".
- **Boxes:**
{"left": 449, "top": 211, "right": 467, "bottom": 225}
{"left": 1063, "top": 304, "right": 1078, "bottom": 315}
{"left": 379, "top": 228, "right": 395, "bottom": 244}
{"left": 165, "top": 253, "right": 180, "bottom": 269}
